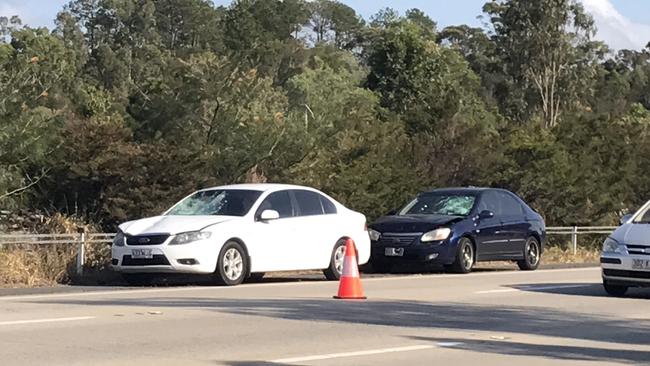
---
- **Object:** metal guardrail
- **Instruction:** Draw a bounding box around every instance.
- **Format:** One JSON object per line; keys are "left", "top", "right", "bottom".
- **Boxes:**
{"left": 546, "top": 226, "right": 617, "bottom": 254}
{"left": 0, "top": 226, "right": 619, "bottom": 273}
{"left": 0, "top": 233, "right": 115, "bottom": 275}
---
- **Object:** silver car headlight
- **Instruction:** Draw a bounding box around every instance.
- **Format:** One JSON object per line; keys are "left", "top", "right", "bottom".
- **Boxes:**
{"left": 421, "top": 228, "right": 451, "bottom": 242}
{"left": 368, "top": 229, "right": 381, "bottom": 241}
{"left": 602, "top": 237, "right": 627, "bottom": 254}
{"left": 170, "top": 231, "right": 212, "bottom": 245}
{"left": 112, "top": 231, "right": 125, "bottom": 247}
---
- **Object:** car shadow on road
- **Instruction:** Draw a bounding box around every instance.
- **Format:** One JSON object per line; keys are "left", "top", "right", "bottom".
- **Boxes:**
{"left": 408, "top": 336, "right": 650, "bottom": 364}
{"left": 39, "top": 297, "right": 650, "bottom": 353}
{"left": 69, "top": 268, "right": 508, "bottom": 288}
{"left": 511, "top": 282, "right": 650, "bottom": 299}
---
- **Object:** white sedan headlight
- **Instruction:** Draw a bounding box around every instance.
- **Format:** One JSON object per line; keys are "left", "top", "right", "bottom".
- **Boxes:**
{"left": 112, "top": 231, "right": 125, "bottom": 247}
{"left": 602, "top": 237, "right": 627, "bottom": 254}
{"left": 421, "top": 228, "right": 451, "bottom": 242}
{"left": 368, "top": 229, "right": 381, "bottom": 241}
{"left": 170, "top": 231, "right": 212, "bottom": 245}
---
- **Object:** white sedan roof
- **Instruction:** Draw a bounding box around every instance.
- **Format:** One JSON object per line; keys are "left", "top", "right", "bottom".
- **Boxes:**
{"left": 201, "top": 183, "right": 315, "bottom": 192}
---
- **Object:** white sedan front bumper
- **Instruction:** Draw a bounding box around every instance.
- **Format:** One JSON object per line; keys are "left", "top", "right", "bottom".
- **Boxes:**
{"left": 111, "top": 239, "right": 219, "bottom": 274}
{"left": 601, "top": 253, "right": 650, "bottom": 286}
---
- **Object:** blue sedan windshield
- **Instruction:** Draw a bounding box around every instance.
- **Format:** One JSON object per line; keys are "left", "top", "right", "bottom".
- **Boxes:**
{"left": 400, "top": 194, "right": 476, "bottom": 216}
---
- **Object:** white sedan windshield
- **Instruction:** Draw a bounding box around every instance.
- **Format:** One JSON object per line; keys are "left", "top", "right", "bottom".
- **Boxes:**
{"left": 633, "top": 203, "right": 650, "bottom": 224}
{"left": 166, "top": 190, "right": 262, "bottom": 216}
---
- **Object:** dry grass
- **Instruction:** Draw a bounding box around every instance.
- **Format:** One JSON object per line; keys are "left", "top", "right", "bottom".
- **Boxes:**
{"left": 0, "top": 214, "right": 111, "bottom": 288}
{"left": 474, "top": 246, "right": 599, "bottom": 271}
{"left": 0, "top": 245, "right": 76, "bottom": 287}
{"left": 542, "top": 246, "right": 600, "bottom": 264}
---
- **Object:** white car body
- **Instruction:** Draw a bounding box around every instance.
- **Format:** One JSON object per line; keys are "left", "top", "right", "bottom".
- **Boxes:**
{"left": 601, "top": 199, "right": 650, "bottom": 293}
{"left": 111, "top": 184, "right": 370, "bottom": 277}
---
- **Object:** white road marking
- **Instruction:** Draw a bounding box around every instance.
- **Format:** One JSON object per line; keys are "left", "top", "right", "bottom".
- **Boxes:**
{"left": 0, "top": 267, "right": 599, "bottom": 302}
{"left": 271, "top": 345, "right": 435, "bottom": 363}
{"left": 0, "top": 316, "right": 95, "bottom": 326}
{"left": 475, "top": 284, "right": 594, "bottom": 294}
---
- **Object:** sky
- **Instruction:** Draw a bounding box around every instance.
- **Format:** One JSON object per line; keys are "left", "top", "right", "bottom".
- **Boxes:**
{"left": 1, "top": 0, "right": 649, "bottom": 50}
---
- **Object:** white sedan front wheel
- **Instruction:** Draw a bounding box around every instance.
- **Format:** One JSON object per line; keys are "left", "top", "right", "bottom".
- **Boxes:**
{"left": 214, "top": 241, "right": 248, "bottom": 286}
{"left": 323, "top": 240, "right": 347, "bottom": 280}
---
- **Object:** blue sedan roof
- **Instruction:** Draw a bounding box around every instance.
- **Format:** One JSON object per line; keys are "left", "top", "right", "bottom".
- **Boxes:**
{"left": 423, "top": 187, "right": 492, "bottom": 195}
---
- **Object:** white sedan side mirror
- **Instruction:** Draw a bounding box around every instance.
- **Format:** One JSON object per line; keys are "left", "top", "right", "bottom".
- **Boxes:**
{"left": 260, "top": 209, "right": 280, "bottom": 221}
{"left": 620, "top": 214, "right": 633, "bottom": 225}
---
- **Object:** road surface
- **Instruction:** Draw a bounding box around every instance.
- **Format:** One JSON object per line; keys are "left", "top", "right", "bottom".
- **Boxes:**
{"left": 1, "top": 267, "right": 649, "bottom": 365}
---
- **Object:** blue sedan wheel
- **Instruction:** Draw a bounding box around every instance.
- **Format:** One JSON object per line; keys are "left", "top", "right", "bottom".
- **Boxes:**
{"left": 449, "top": 237, "right": 474, "bottom": 274}
{"left": 517, "top": 237, "right": 541, "bottom": 271}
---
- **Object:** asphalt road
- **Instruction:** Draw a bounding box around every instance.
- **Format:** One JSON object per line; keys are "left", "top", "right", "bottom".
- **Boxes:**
{"left": 1, "top": 267, "right": 649, "bottom": 366}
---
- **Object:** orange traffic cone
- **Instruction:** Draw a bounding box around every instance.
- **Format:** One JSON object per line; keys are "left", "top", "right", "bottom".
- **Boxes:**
{"left": 334, "top": 239, "right": 366, "bottom": 300}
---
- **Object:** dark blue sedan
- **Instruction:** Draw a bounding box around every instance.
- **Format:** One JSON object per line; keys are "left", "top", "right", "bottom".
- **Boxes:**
{"left": 369, "top": 187, "right": 546, "bottom": 273}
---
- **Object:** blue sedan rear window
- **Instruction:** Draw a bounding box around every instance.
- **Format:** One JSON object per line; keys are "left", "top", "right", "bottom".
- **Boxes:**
{"left": 400, "top": 194, "right": 476, "bottom": 216}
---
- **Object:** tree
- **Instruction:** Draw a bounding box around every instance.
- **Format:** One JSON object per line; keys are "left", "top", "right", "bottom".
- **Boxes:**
{"left": 307, "top": 0, "right": 364, "bottom": 49}
{"left": 483, "top": 0, "right": 604, "bottom": 127}
{"left": 364, "top": 14, "right": 501, "bottom": 191}
{"left": 281, "top": 60, "right": 418, "bottom": 218}
{"left": 222, "top": 0, "right": 308, "bottom": 52}
{"left": 591, "top": 47, "right": 650, "bottom": 117}
{"left": 0, "top": 16, "right": 22, "bottom": 41}
{"left": 154, "top": 0, "right": 224, "bottom": 53}
{"left": 405, "top": 9, "right": 436, "bottom": 38}
{"left": 63, "top": 0, "right": 160, "bottom": 99}
{"left": 438, "top": 25, "right": 499, "bottom": 104}
{"left": 0, "top": 27, "right": 80, "bottom": 207}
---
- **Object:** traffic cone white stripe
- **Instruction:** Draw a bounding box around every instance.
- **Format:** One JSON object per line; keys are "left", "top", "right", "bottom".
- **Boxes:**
{"left": 342, "top": 255, "right": 359, "bottom": 277}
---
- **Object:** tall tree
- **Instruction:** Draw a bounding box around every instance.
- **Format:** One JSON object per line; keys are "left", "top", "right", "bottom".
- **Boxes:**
{"left": 307, "top": 0, "right": 364, "bottom": 49}
{"left": 0, "top": 27, "right": 80, "bottom": 206}
{"left": 222, "top": 0, "right": 308, "bottom": 52}
{"left": 364, "top": 14, "right": 501, "bottom": 189}
{"left": 483, "top": 0, "right": 603, "bottom": 128}
{"left": 154, "top": 0, "right": 224, "bottom": 53}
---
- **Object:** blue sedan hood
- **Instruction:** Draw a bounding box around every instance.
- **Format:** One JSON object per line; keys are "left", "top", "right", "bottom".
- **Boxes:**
{"left": 371, "top": 215, "right": 463, "bottom": 233}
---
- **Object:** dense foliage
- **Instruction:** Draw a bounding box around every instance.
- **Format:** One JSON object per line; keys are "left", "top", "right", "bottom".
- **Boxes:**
{"left": 1, "top": 0, "right": 649, "bottom": 229}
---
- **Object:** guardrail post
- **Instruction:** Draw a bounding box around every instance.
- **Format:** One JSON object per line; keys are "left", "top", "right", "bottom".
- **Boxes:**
{"left": 76, "top": 230, "right": 85, "bottom": 276}
{"left": 571, "top": 226, "right": 578, "bottom": 255}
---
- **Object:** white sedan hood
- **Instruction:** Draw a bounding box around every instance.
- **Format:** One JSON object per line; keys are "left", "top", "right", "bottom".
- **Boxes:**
{"left": 119, "top": 215, "right": 236, "bottom": 235}
{"left": 613, "top": 223, "right": 650, "bottom": 245}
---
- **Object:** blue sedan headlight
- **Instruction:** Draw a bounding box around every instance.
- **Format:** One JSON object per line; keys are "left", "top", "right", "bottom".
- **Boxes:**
{"left": 368, "top": 229, "right": 381, "bottom": 241}
{"left": 421, "top": 228, "right": 451, "bottom": 242}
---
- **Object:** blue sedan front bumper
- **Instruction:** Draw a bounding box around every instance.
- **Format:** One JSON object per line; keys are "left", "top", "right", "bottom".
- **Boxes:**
{"left": 370, "top": 240, "right": 457, "bottom": 265}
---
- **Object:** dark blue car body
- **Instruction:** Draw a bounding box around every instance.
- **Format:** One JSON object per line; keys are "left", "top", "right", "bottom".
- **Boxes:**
{"left": 369, "top": 188, "right": 546, "bottom": 271}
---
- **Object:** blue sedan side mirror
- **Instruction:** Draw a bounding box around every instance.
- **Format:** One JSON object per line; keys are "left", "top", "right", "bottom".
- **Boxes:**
{"left": 478, "top": 210, "right": 495, "bottom": 220}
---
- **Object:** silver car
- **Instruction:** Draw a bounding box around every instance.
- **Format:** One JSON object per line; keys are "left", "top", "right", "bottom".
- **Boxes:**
{"left": 601, "top": 199, "right": 650, "bottom": 296}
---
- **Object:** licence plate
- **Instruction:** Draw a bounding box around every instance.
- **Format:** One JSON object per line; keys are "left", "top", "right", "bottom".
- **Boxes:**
{"left": 131, "top": 249, "right": 153, "bottom": 259}
{"left": 385, "top": 247, "right": 404, "bottom": 257}
{"left": 632, "top": 259, "right": 650, "bottom": 270}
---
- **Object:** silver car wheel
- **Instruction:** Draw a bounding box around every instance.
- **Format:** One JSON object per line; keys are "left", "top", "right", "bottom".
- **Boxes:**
{"left": 334, "top": 245, "right": 346, "bottom": 275}
{"left": 462, "top": 243, "right": 473, "bottom": 270}
{"left": 527, "top": 241, "right": 539, "bottom": 266}
{"left": 223, "top": 248, "right": 243, "bottom": 281}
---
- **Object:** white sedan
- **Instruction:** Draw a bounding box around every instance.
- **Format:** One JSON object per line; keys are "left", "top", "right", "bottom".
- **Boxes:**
{"left": 601, "top": 199, "right": 650, "bottom": 296}
{"left": 111, "top": 184, "right": 370, "bottom": 285}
